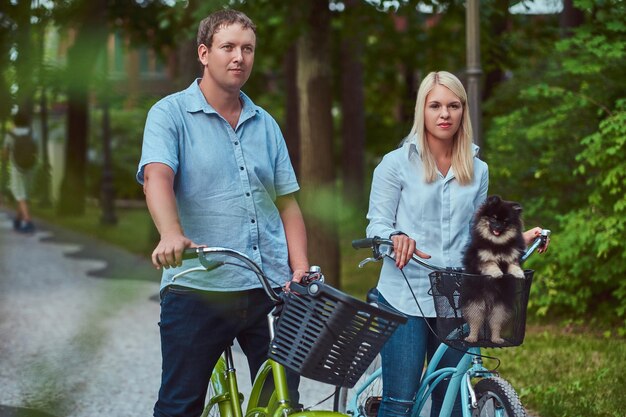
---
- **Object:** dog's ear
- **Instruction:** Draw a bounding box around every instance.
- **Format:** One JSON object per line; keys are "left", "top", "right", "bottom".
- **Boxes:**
{"left": 511, "top": 203, "right": 523, "bottom": 212}
{"left": 487, "top": 195, "right": 501, "bottom": 205}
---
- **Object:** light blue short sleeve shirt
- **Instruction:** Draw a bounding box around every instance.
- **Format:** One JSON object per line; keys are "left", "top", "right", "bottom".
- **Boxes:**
{"left": 137, "top": 80, "right": 299, "bottom": 292}
{"left": 366, "top": 139, "right": 489, "bottom": 316}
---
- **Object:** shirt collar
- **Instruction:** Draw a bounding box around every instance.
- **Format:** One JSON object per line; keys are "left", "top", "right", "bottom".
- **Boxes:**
{"left": 184, "top": 79, "right": 260, "bottom": 123}
{"left": 405, "top": 135, "right": 481, "bottom": 159}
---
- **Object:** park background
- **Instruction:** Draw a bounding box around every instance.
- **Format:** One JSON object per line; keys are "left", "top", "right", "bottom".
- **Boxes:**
{"left": 0, "top": 1, "right": 624, "bottom": 416}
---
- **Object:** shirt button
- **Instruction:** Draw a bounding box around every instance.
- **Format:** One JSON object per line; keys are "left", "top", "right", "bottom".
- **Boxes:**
{"left": 251, "top": 219, "right": 256, "bottom": 224}
{"left": 234, "top": 141, "right": 239, "bottom": 145}
{"left": 240, "top": 166, "right": 244, "bottom": 171}
{"left": 245, "top": 192, "right": 251, "bottom": 197}
{"left": 253, "top": 246, "right": 258, "bottom": 250}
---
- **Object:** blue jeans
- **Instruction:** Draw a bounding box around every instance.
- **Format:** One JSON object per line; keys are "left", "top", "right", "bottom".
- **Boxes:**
{"left": 154, "top": 286, "right": 299, "bottom": 417}
{"left": 378, "top": 294, "right": 464, "bottom": 417}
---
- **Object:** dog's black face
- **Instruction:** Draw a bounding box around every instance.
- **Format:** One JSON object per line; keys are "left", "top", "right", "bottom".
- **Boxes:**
{"left": 475, "top": 195, "right": 523, "bottom": 244}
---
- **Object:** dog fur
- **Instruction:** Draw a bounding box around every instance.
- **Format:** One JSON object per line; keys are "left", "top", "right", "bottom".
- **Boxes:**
{"left": 460, "top": 195, "right": 526, "bottom": 344}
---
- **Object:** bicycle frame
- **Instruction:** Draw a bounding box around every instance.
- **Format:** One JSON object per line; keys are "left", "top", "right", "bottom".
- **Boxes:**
{"left": 206, "top": 349, "right": 351, "bottom": 417}
{"left": 347, "top": 231, "right": 550, "bottom": 417}
{"left": 180, "top": 247, "right": 350, "bottom": 417}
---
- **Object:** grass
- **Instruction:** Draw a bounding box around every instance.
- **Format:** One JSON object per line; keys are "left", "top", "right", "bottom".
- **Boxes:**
{"left": 26, "top": 201, "right": 626, "bottom": 417}
{"left": 483, "top": 325, "right": 626, "bottom": 417}
{"left": 31, "top": 202, "right": 157, "bottom": 257}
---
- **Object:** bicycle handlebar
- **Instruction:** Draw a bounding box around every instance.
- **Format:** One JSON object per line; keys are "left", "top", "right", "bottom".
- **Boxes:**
{"left": 179, "top": 246, "right": 282, "bottom": 303}
{"left": 177, "top": 247, "right": 324, "bottom": 304}
{"left": 353, "top": 229, "right": 551, "bottom": 271}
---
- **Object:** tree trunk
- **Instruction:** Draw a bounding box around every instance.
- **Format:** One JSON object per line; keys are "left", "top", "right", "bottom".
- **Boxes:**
{"left": 284, "top": 44, "right": 300, "bottom": 177}
{"left": 297, "top": 0, "right": 340, "bottom": 287}
{"left": 560, "top": 0, "right": 584, "bottom": 37}
{"left": 483, "top": 0, "right": 509, "bottom": 102}
{"left": 14, "top": 0, "right": 35, "bottom": 119}
{"left": 57, "top": 0, "right": 107, "bottom": 216}
{"left": 340, "top": 0, "right": 366, "bottom": 208}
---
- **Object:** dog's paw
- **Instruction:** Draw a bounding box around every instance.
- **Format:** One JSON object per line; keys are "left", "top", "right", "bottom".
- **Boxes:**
{"left": 509, "top": 265, "right": 525, "bottom": 279}
{"left": 465, "top": 335, "right": 479, "bottom": 343}
{"left": 482, "top": 264, "right": 504, "bottom": 278}
{"left": 490, "top": 336, "right": 505, "bottom": 344}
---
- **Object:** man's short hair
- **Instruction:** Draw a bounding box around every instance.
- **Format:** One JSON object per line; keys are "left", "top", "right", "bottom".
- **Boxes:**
{"left": 197, "top": 9, "right": 256, "bottom": 49}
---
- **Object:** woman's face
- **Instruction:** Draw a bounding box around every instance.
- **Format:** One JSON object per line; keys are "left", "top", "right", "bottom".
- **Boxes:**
{"left": 423, "top": 84, "right": 463, "bottom": 144}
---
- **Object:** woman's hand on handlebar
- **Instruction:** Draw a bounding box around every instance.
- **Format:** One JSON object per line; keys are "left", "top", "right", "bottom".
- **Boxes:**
{"left": 151, "top": 232, "right": 200, "bottom": 269}
{"left": 391, "top": 233, "right": 431, "bottom": 269}
{"left": 523, "top": 227, "right": 550, "bottom": 253}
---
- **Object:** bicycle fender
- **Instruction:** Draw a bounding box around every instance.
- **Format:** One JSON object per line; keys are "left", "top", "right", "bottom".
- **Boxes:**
{"left": 211, "top": 356, "right": 229, "bottom": 395}
{"left": 247, "top": 360, "right": 275, "bottom": 412}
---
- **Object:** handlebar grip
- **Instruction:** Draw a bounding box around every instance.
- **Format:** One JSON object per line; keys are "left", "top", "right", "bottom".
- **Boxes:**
{"left": 288, "top": 281, "right": 309, "bottom": 295}
{"left": 182, "top": 248, "right": 202, "bottom": 260}
{"left": 352, "top": 238, "right": 374, "bottom": 249}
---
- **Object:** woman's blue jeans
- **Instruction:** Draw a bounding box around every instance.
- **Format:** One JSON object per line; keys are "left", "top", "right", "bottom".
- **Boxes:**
{"left": 378, "top": 295, "right": 464, "bottom": 417}
{"left": 154, "top": 286, "right": 299, "bottom": 417}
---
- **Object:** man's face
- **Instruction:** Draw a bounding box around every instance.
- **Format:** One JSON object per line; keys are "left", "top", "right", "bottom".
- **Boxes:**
{"left": 199, "top": 23, "right": 256, "bottom": 93}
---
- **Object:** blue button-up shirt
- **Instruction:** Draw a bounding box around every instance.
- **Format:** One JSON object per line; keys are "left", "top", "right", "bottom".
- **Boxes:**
{"left": 366, "top": 139, "right": 489, "bottom": 316}
{"left": 137, "top": 80, "right": 299, "bottom": 292}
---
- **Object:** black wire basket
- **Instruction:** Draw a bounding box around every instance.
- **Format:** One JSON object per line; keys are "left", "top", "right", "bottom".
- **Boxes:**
{"left": 428, "top": 269, "right": 534, "bottom": 348}
{"left": 269, "top": 282, "right": 407, "bottom": 388}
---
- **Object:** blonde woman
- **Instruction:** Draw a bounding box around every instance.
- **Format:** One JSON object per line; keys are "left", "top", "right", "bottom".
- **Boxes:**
{"left": 367, "top": 71, "right": 548, "bottom": 416}
{"left": 366, "top": 71, "right": 486, "bottom": 417}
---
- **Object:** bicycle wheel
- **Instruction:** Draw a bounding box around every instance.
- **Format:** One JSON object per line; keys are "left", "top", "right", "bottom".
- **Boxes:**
{"left": 333, "top": 354, "right": 382, "bottom": 416}
{"left": 472, "top": 377, "right": 527, "bottom": 417}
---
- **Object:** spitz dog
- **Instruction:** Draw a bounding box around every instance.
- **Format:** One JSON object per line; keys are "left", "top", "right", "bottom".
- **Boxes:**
{"left": 460, "top": 195, "right": 526, "bottom": 344}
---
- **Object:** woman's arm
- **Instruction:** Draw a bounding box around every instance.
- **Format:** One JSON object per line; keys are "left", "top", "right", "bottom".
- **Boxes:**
{"left": 523, "top": 227, "right": 550, "bottom": 253}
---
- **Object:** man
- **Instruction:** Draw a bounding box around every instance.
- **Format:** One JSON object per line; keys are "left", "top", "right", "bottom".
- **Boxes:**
{"left": 2, "top": 111, "right": 36, "bottom": 234}
{"left": 136, "top": 9, "right": 308, "bottom": 417}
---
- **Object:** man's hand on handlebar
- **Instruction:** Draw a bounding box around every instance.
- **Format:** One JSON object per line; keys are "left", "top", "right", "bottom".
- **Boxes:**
{"left": 391, "top": 233, "right": 431, "bottom": 269}
{"left": 151, "top": 232, "right": 199, "bottom": 269}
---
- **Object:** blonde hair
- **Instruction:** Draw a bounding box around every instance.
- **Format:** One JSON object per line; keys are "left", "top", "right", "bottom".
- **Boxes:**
{"left": 405, "top": 71, "right": 475, "bottom": 185}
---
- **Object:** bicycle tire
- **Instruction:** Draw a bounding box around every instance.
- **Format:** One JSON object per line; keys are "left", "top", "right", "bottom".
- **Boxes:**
{"left": 472, "top": 377, "right": 527, "bottom": 417}
{"left": 333, "top": 354, "right": 382, "bottom": 416}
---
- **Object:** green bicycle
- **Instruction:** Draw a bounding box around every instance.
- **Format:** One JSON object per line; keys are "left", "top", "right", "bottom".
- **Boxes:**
{"left": 177, "top": 246, "right": 408, "bottom": 417}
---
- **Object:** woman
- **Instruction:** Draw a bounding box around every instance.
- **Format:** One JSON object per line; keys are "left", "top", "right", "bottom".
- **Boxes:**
{"left": 366, "top": 71, "right": 546, "bottom": 417}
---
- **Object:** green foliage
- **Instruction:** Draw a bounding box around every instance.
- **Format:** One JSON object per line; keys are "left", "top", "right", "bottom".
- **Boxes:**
{"left": 88, "top": 99, "right": 157, "bottom": 200}
{"left": 484, "top": 1, "right": 626, "bottom": 330}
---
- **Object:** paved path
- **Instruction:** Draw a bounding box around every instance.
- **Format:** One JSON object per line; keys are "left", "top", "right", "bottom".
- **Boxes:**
{"left": 0, "top": 210, "right": 336, "bottom": 417}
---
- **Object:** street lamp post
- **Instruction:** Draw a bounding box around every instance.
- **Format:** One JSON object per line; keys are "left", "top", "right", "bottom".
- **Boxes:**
{"left": 466, "top": 0, "right": 483, "bottom": 148}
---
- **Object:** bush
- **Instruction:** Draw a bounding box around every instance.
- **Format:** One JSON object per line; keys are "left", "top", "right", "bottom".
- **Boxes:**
{"left": 484, "top": 1, "right": 626, "bottom": 332}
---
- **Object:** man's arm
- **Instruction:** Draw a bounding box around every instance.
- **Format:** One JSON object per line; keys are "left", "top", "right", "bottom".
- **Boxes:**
{"left": 277, "top": 194, "right": 309, "bottom": 282}
{"left": 143, "top": 162, "right": 195, "bottom": 269}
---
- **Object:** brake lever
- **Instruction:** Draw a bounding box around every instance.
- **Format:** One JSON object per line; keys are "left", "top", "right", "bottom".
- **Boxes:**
{"left": 172, "top": 266, "right": 206, "bottom": 281}
{"left": 358, "top": 257, "right": 379, "bottom": 268}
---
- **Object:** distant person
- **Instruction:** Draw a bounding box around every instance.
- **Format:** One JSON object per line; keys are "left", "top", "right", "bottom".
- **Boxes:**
{"left": 2, "top": 110, "right": 37, "bottom": 234}
{"left": 136, "top": 9, "right": 308, "bottom": 417}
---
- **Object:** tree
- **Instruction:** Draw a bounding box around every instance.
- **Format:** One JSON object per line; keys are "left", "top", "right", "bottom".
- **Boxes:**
{"left": 340, "top": 0, "right": 366, "bottom": 207}
{"left": 484, "top": 0, "right": 626, "bottom": 331}
{"left": 56, "top": 0, "right": 108, "bottom": 216}
{"left": 296, "top": 0, "right": 340, "bottom": 286}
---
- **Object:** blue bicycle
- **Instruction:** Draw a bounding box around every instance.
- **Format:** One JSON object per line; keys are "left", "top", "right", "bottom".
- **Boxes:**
{"left": 334, "top": 230, "right": 550, "bottom": 417}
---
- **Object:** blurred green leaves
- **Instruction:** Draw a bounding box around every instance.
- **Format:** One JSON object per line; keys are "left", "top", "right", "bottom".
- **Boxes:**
{"left": 485, "top": 0, "right": 626, "bottom": 331}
